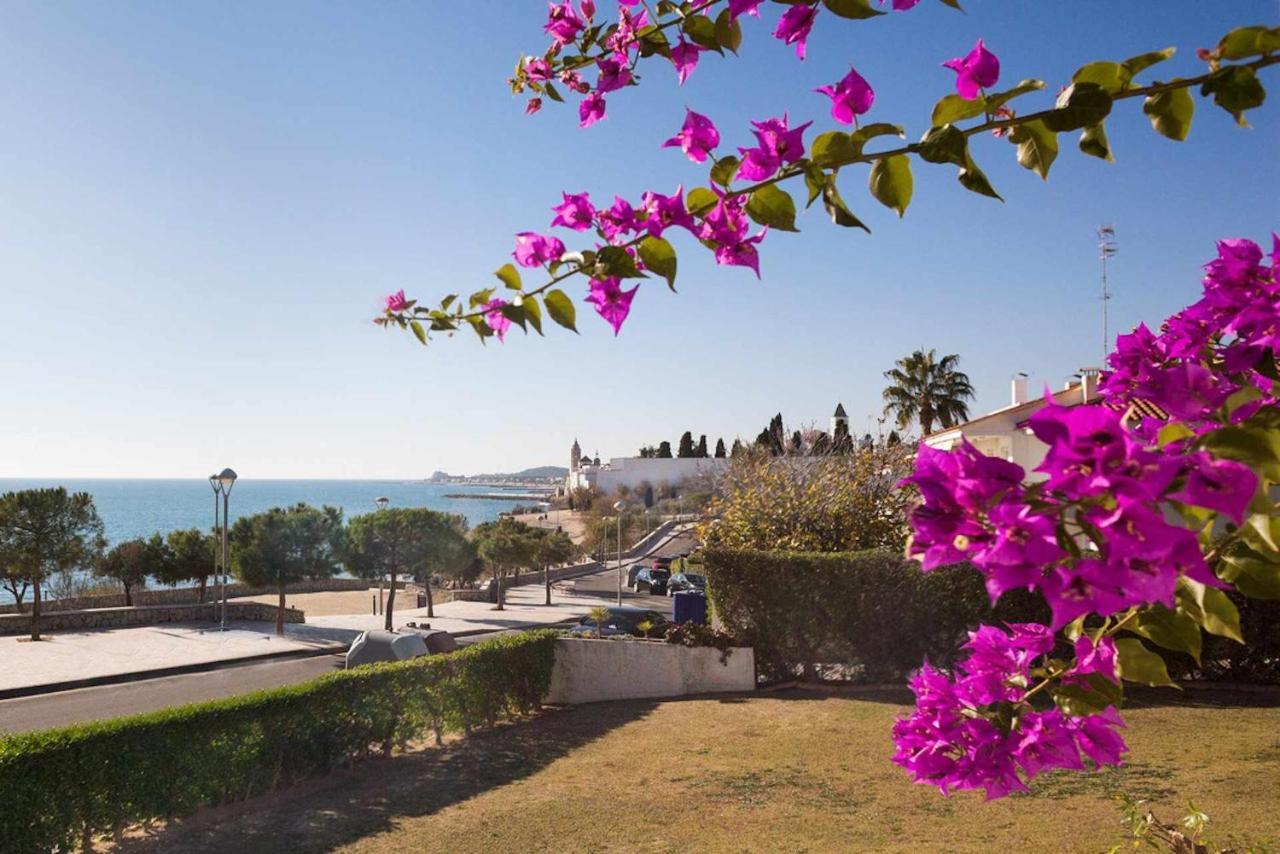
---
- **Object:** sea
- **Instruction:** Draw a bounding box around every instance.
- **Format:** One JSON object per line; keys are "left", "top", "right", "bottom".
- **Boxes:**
{"left": 0, "top": 479, "right": 547, "bottom": 601}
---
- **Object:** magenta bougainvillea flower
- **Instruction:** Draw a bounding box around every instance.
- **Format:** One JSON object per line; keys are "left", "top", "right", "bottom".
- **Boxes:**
{"left": 944, "top": 39, "right": 1000, "bottom": 100}
{"left": 640, "top": 186, "right": 696, "bottom": 238}
{"left": 585, "top": 276, "right": 638, "bottom": 334}
{"left": 728, "top": 0, "right": 765, "bottom": 17}
{"left": 661, "top": 109, "right": 719, "bottom": 163}
{"left": 737, "top": 114, "right": 811, "bottom": 180}
{"left": 384, "top": 290, "right": 408, "bottom": 312}
{"left": 578, "top": 0, "right": 595, "bottom": 20}
{"left": 670, "top": 39, "right": 701, "bottom": 85}
{"left": 1069, "top": 636, "right": 1118, "bottom": 682}
{"left": 525, "top": 97, "right": 543, "bottom": 115}
{"left": 543, "top": 1, "right": 584, "bottom": 47}
{"left": 512, "top": 232, "right": 566, "bottom": 268}
{"left": 714, "top": 229, "right": 766, "bottom": 277}
{"left": 890, "top": 0, "right": 922, "bottom": 8}
{"left": 598, "top": 195, "right": 639, "bottom": 243}
{"left": 550, "top": 192, "right": 596, "bottom": 231}
{"left": 579, "top": 92, "right": 607, "bottom": 127}
{"left": 816, "top": 66, "right": 875, "bottom": 125}
{"left": 484, "top": 299, "right": 511, "bottom": 342}
{"left": 772, "top": 4, "right": 817, "bottom": 60}
{"left": 604, "top": 5, "right": 648, "bottom": 53}
{"left": 524, "top": 57, "right": 553, "bottom": 81}
{"left": 595, "top": 54, "right": 633, "bottom": 94}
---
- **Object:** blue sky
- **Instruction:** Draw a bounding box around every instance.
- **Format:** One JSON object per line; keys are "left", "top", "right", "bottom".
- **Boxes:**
{"left": 0, "top": 1, "right": 1276, "bottom": 478}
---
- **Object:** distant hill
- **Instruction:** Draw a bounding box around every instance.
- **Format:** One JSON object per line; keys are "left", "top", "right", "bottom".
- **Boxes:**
{"left": 429, "top": 466, "right": 567, "bottom": 481}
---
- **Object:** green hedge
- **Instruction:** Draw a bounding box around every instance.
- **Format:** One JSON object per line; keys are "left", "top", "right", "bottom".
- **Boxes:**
{"left": 0, "top": 630, "right": 558, "bottom": 853}
{"left": 703, "top": 548, "right": 1047, "bottom": 682}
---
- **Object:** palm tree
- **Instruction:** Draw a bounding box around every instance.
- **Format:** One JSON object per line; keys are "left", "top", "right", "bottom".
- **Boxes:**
{"left": 882, "top": 349, "right": 975, "bottom": 437}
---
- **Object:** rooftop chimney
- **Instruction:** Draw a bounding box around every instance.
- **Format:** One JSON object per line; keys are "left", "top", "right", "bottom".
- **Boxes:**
{"left": 1011, "top": 373, "right": 1029, "bottom": 406}
{"left": 1079, "top": 367, "right": 1101, "bottom": 403}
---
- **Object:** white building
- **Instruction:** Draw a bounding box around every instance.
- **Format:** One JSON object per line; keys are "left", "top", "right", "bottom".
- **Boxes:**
{"left": 566, "top": 438, "right": 728, "bottom": 496}
{"left": 922, "top": 368, "right": 1161, "bottom": 479}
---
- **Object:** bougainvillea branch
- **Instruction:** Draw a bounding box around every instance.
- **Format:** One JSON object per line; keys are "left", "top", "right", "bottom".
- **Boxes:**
{"left": 380, "top": 22, "right": 1278, "bottom": 344}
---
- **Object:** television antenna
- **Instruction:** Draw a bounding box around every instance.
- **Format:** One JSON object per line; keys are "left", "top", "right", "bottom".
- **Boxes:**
{"left": 1098, "top": 225, "right": 1118, "bottom": 360}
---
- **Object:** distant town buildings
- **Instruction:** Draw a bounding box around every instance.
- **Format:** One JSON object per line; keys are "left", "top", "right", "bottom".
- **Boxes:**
{"left": 566, "top": 437, "right": 727, "bottom": 495}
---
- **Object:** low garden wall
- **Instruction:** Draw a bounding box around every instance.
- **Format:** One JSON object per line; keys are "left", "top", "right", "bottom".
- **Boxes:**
{"left": 545, "top": 637, "right": 754, "bottom": 704}
{"left": 0, "top": 602, "right": 303, "bottom": 636}
{"left": 0, "top": 577, "right": 406, "bottom": 615}
{"left": 0, "top": 631, "right": 558, "bottom": 853}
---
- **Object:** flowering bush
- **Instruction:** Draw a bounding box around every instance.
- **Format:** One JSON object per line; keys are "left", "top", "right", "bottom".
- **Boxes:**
{"left": 893, "top": 236, "right": 1280, "bottom": 798}
{"left": 378, "top": 4, "right": 1277, "bottom": 343}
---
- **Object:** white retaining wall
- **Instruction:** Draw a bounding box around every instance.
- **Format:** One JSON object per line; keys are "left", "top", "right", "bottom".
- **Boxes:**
{"left": 545, "top": 637, "right": 754, "bottom": 704}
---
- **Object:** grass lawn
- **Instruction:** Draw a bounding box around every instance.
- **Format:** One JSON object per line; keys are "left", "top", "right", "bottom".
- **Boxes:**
{"left": 125, "top": 686, "right": 1280, "bottom": 854}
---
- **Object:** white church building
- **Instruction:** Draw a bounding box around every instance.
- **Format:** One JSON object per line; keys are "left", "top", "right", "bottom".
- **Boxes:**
{"left": 564, "top": 438, "right": 729, "bottom": 496}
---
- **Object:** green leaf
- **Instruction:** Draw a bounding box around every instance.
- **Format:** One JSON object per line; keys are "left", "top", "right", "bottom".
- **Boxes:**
{"left": 494, "top": 263, "right": 522, "bottom": 291}
{"left": 682, "top": 14, "right": 722, "bottom": 53}
{"left": 543, "top": 289, "right": 577, "bottom": 332}
{"left": 821, "top": 0, "right": 884, "bottom": 19}
{"left": 636, "top": 26, "right": 671, "bottom": 59}
{"left": 543, "top": 81, "right": 564, "bottom": 103}
{"left": 1042, "top": 83, "right": 1113, "bottom": 132}
{"left": 468, "top": 288, "right": 495, "bottom": 308}
{"left": 810, "top": 131, "right": 859, "bottom": 169}
{"left": 713, "top": 8, "right": 743, "bottom": 53}
{"left": 1219, "top": 553, "right": 1280, "bottom": 600}
{"left": 522, "top": 295, "right": 543, "bottom": 335}
{"left": 957, "top": 154, "right": 1002, "bottom": 201}
{"left": 1143, "top": 86, "right": 1195, "bottom": 141}
{"left": 409, "top": 320, "right": 428, "bottom": 345}
{"left": 1217, "top": 25, "right": 1280, "bottom": 61}
{"left": 1079, "top": 122, "right": 1114, "bottom": 162}
{"left": 1201, "top": 66, "right": 1266, "bottom": 127}
{"left": 1201, "top": 422, "right": 1280, "bottom": 481}
{"left": 936, "top": 0, "right": 962, "bottom": 8}
{"left": 596, "top": 245, "right": 647, "bottom": 280}
{"left": 849, "top": 122, "right": 906, "bottom": 147}
{"left": 821, "top": 180, "right": 869, "bottom": 231}
{"left": 685, "top": 186, "right": 718, "bottom": 214}
{"left": 1115, "top": 637, "right": 1177, "bottom": 687}
{"left": 1157, "top": 421, "right": 1195, "bottom": 447}
{"left": 917, "top": 124, "right": 968, "bottom": 166}
{"left": 1009, "top": 118, "right": 1058, "bottom": 180}
{"left": 1121, "top": 47, "right": 1175, "bottom": 79}
{"left": 498, "top": 302, "right": 527, "bottom": 332}
{"left": 637, "top": 236, "right": 678, "bottom": 291}
{"left": 710, "top": 155, "right": 741, "bottom": 187}
{"left": 931, "top": 93, "right": 987, "bottom": 127}
{"left": 803, "top": 162, "right": 827, "bottom": 208}
{"left": 1053, "top": 673, "right": 1124, "bottom": 716}
{"left": 868, "top": 155, "right": 912, "bottom": 217}
{"left": 1072, "top": 61, "right": 1130, "bottom": 95}
{"left": 1132, "top": 605, "right": 1202, "bottom": 663}
{"left": 984, "top": 79, "right": 1047, "bottom": 114}
{"left": 1243, "top": 512, "right": 1279, "bottom": 553}
{"left": 1176, "top": 578, "right": 1245, "bottom": 643}
{"left": 745, "top": 184, "right": 799, "bottom": 232}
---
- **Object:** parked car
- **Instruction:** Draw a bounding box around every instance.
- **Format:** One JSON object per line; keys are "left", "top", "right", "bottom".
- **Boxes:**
{"left": 651, "top": 556, "right": 673, "bottom": 571}
{"left": 633, "top": 566, "right": 671, "bottom": 595}
{"left": 567, "top": 606, "right": 670, "bottom": 638}
{"left": 626, "top": 563, "right": 646, "bottom": 588}
{"left": 667, "top": 572, "right": 706, "bottom": 596}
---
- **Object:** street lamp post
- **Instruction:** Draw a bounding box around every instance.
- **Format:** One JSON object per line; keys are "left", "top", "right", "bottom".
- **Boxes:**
{"left": 211, "top": 468, "right": 237, "bottom": 630}
{"left": 613, "top": 500, "right": 625, "bottom": 606}
{"left": 375, "top": 496, "right": 389, "bottom": 615}
{"left": 208, "top": 475, "right": 221, "bottom": 617}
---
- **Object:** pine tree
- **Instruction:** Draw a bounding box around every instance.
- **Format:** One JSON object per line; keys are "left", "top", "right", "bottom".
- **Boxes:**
{"left": 657, "top": 440, "right": 673, "bottom": 458}
{"left": 696, "top": 434, "right": 708, "bottom": 457}
{"left": 730, "top": 439, "right": 745, "bottom": 457}
{"left": 714, "top": 438, "right": 727, "bottom": 458}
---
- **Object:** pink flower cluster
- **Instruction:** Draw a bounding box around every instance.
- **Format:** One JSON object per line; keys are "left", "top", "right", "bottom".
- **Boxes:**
{"left": 904, "top": 401, "right": 1255, "bottom": 630}
{"left": 1101, "top": 236, "right": 1280, "bottom": 435}
{"left": 522, "top": 0, "right": 923, "bottom": 123}
{"left": 892, "top": 624, "right": 1126, "bottom": 799}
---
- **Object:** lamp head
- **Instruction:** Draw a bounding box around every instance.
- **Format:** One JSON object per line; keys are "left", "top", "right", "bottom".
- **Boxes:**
{"left": 208, "top": 474, "right": 222, "bottom": 494}
{"left": 216, "top": 468, "right": 238, "bottom": 494}
{"left": 612, "top": 500, "right": 625, "bottom": 512}
{"left": 375, "top": 496, "right": 390, "bottom": 510}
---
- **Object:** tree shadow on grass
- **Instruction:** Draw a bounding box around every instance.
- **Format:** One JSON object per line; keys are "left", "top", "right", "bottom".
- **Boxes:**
{"left": 121, "top": 700, "right": 660, "bottom": 854}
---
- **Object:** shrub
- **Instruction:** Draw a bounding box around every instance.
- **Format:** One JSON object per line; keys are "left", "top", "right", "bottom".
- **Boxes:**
{"left": 0, "top": 630, "right": 558, "bottom": 853}
{"left": 703, "top": 547, "right": 1048, "bottom": 682}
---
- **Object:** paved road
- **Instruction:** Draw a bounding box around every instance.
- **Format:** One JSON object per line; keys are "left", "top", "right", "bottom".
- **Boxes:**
{"left": 0, "top": 529, "right": 701, "bottom": 734}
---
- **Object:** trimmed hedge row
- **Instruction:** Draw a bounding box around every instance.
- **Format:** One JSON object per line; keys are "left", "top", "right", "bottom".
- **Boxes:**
{"left": 0, "top": 630, "right": 559, "bottom": 853}
{"left": 704, "top": 548, "right": 1280, "bottom": 685}
{"left": 704, "top": 547, "right": 1049, "bottom": 682}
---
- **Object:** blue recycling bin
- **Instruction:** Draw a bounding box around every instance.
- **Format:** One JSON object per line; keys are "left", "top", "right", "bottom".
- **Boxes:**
{"left": 672, "top": 591, "right": 707, "bottom": 626}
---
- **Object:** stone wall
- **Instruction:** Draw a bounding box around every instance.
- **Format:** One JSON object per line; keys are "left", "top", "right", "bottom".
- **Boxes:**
{"left": 0, "top": 602, "right": 304, "bottom": 636}
{"left": 0, "top": 578, "right": 403, "bottom": 615}
{"left": 545, "top": 637, "right": 754, "bottom": 704}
